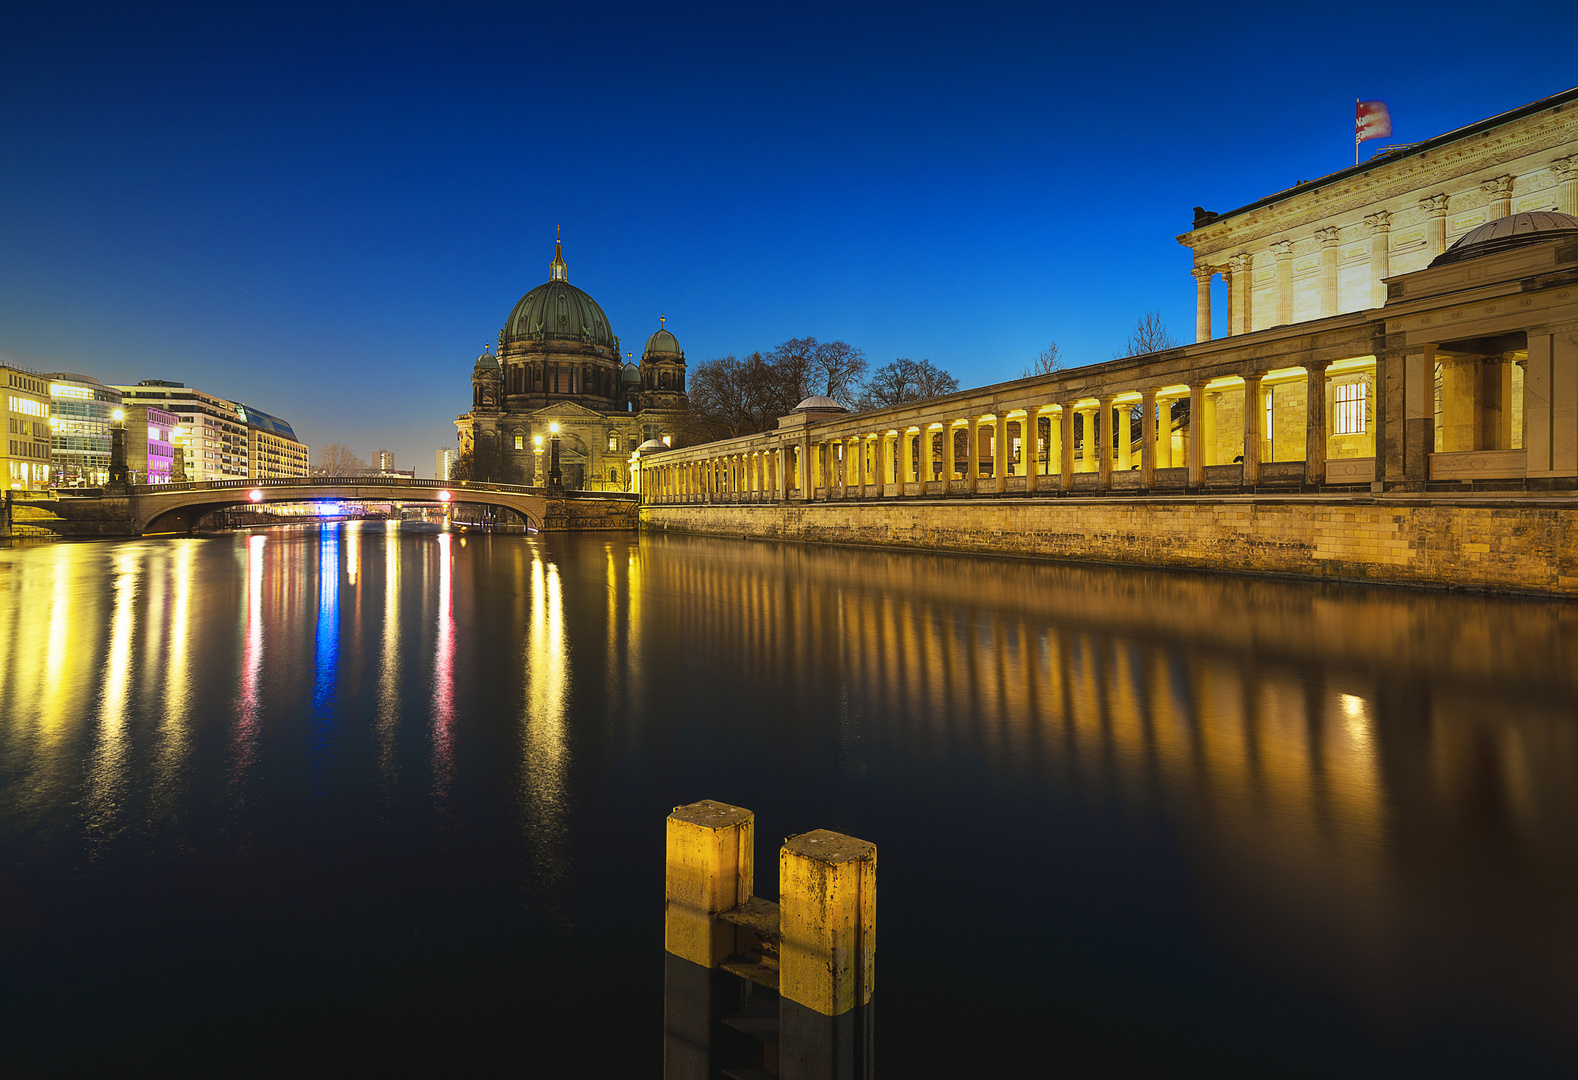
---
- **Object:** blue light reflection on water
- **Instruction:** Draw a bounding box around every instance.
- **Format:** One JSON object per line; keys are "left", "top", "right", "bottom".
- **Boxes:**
{"left": 309, "top": 524, "right": 340, "bottom": 783}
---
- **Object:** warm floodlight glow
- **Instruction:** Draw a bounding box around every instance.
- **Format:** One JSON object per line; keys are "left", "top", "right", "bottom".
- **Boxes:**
{"left": 534, "top": 435, "right": 543, "bottom": 448}
{"left": 438, "top": 490, "right": 452, "bottom": 503}
{"left": 550, "top": 422, "right": 560, "bottom": 434}
{"left": 112, "top": 408, "right": 125, "bottom": 423}
{"left": 248, "top": 489, "right": 263, "bottom": 503}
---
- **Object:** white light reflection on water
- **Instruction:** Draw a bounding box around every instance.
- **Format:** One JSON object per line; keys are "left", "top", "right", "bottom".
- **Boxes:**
{"left": 521, "top": 548, "right": 569, "bottom": 884}
{"left": 376, "top": 521, "right": 401, "bottom": 791}
{"left": 152, "top": 542, "right": 195, "bottom": 818}
{"left": 85, "top": 547, "right": 140, "bottom": 849}
{"left": 309, "top": 526, "right": 340, "bottom": 785}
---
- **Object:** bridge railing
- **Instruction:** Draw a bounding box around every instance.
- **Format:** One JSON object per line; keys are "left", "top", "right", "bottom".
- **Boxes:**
{"left": 132, "top": 476, "right": 547, "bottom": 496}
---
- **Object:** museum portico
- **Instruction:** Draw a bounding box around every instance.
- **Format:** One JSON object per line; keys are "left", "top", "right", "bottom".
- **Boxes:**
{"left": 1180, "top": 87, "right": 1578, "bottom": 342}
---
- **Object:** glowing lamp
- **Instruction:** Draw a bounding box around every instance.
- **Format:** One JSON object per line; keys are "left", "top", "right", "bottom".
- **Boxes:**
{"left": 248, "top": 489, "right": 263, "bottom": 503}
{"left": 438, "top": 490, "right": 452, "bottom": 503}
{"left": 112, "top": 408, "right": 125, "bottom": 423}
{"left": 534, "top": 436, "right": 543, "bottom": 448}
{"left": 549, "top": 422, "right": 559, "bottom": 434}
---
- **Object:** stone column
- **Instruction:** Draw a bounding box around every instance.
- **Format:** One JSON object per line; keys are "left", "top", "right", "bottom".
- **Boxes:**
{"left": 1316, "top": 228, "right": 1340, "bottom": 318}
{"left": 1096, "top": 397, "right": 1114, "bottom": 490}
{"left": 1187, "top": 381, "right": 1208, "bottom": 487}
{"left": 1365, "top": 212, "right": 1390, "bottom": 308}
{"left": 1272, "top": 240, "right": 1293, "bottom": 325}
{"left": 1140, "top": 391, "right": 1156, "bottom": 488}
{"left": 1024, "top": 413, "right": 1039, "bottom": 494}
{"left": 838, "top": 440, "right": 848, "bottom": 500}
{"left": 966, "top": 417, "right": 980, "bottom": 495}
{"left": 1420, "top": 194, "right": 1449, "bottom": 258}
{"left": 1060, "top": 405, "right": 1075, "bottom": 492}
{"left": 1117, "top": 403, "right": 1132, "bottom": 472}
{"left": 1439, "top": 356, "right": 1481, "bottom": 452}
{"left": 1193, "top": 265, "right": 1214, "bottom": 343}
{"left": 800, "top": 437, "right": 813, "bottom": 502}
{"left": 1303, "top": 361, "right": 1330, "bottom": 485}
{"left": 1228, "top": 253, "right": 1250, "bottom": 334}
{"left": 994, "top": 414, "right": 1008, "bottom": 494}
{"left": 942, "top": 423, "right": 956, "bottom": 496}
{"left": 1552, "top": 156, "right": 1578, "bottom": 216}
{"left": 880, "top": 433, "right": 894, "bottom": 496}
{"left": 1242, "top": 373, "right": 1266, "bottom": 486}
{"left": 1481, "top": 175, "right": 1514, "bottom": 220}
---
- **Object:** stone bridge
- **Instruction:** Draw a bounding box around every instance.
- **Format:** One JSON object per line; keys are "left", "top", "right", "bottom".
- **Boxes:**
{"left": 33, "top": 477, "right": 638, "bottom": 536}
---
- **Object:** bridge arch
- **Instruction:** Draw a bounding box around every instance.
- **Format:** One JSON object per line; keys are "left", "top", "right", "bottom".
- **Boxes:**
{"left": 133, "top": 477, "right": 548, "bottom": 535}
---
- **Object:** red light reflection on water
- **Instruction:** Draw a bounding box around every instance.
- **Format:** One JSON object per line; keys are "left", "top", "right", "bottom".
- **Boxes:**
{"left": 431, "top": 532, "right": 455, "bottom": 799}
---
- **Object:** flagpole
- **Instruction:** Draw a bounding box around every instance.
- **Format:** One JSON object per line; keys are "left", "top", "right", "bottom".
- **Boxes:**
{"left": 1355, "top": 99, "right": 1360, "bottom": 167}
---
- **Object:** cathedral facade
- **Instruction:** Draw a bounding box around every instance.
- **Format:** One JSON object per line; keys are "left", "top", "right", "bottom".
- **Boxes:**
{"left": 455, "top": 238, "right": 688, "bottom": 490}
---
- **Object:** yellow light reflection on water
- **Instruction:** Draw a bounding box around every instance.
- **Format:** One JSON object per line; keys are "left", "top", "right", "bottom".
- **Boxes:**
{"left": 86, "top": 547, "right": 140, "bottom": 843}
{"left": 377, "top": 521, "right": 401, "bottom": 788}
{"left": 522, "top": 547, "right": 569, "bottom": 882}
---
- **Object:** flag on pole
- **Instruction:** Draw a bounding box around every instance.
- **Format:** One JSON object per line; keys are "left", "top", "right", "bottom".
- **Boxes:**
{"left": 1356, "top": 100, "right": 1392, "bottom": 146}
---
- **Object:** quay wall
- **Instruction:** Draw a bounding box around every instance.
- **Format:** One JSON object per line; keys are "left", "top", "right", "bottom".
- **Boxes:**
{"left": 640, "top": 498, "right": 1578, "bottom": 597}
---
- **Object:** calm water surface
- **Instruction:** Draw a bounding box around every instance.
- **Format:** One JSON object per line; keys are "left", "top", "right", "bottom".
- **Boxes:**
{"left": 2, "top": 523, "right": 1576, "bottom": 1076}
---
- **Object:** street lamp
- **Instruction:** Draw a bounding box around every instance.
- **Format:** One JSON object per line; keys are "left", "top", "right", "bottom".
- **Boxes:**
{"left": 548, "top": 422, "right": 563, "bottom": 490}
{"left": 106, "top": 407, "right": 130, "bottom": 494}
{"left": 533, "top": 435, "right": 544, "bottom": 487}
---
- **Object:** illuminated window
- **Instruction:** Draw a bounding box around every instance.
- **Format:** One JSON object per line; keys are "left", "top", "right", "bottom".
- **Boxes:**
{"left": 514, "top": 433, "right": 524, "bottom": 450}
{"left": 1333, "top": 382, "right": 1367, "bottom": 435}
{"left": 608, "top": 432, "right": 619, "bottom": 451}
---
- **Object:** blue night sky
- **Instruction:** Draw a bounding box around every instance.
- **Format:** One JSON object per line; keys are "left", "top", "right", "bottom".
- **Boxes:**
{"left": 2, "top": 2, "right": 1575, "bottom": 475}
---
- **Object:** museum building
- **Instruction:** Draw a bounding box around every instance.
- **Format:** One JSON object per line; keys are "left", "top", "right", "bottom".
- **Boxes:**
{"left": 455, "top": 238, "right": 688, "bottom": 490}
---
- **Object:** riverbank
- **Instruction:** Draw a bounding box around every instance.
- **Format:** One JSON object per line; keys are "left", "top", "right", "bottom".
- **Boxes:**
{"left": 640, "top": 494, "right": 1578, "bottom": 597}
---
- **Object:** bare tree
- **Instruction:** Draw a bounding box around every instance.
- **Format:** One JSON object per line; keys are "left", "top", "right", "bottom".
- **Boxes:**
{"left": 858, "top": 358, "right": 960, "bottom": 410}
{"left": 812, "top": 340, "right": 868, "bottom": 407}
{"left": 1022, "top": 340, "right": 1064, "bottom": 378}
{"left": 1117, "top": 312, "right": 1177, "bottom": 358}
{"left": 315, "top": 443, "right": 366, "bottom": 476}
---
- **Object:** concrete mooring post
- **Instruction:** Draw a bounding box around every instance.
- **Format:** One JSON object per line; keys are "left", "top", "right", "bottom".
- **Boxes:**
{"left": 664, "top": 801, "right": 876, "bottom": 1080}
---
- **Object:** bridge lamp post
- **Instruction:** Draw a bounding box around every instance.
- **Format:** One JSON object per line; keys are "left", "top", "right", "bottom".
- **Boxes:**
{"left": 438, "top": 488, "right": 452, "bottom": 526}
{"left": 106, "top": 408, "right": 130, "bottom": 495}
{"left": 533, "top": 435, "right": 544, "bottom": 487}
{"left": 548, "top": 422, "right": 563, "bottom": 492}
{"left": 249, "top": 489, "right": 263, "bottom": 503}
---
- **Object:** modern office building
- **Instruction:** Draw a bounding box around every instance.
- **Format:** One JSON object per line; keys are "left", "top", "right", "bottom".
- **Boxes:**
{"left": 113, "top": 381, "right": 251, "bottom": 481}
{"left": 123, "top": 404, "right": 179, "bottom": 484}
{"left": 375, "top": 449, "right": 394, "bottom": 472}
{"left": 4, "top": 365, "right": 53, "bottom": 491}
{"left": 47, "top": 373, "right": 121, "bottom": 488}
{"left": 236, "top": 402, "right": 310, "bottom": 479}
{"left": 435, "top": 446, "right": 456, "bottom": 481}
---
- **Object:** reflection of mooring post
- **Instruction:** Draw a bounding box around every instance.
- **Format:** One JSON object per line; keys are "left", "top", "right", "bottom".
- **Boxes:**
{"left": 663, "top": 799, "right": 875, "bottom": 1080}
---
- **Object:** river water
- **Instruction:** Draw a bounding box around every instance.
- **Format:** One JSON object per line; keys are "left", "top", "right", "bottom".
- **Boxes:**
{"left": 1, "top": 522, "right": 1576, "bottom": 1076}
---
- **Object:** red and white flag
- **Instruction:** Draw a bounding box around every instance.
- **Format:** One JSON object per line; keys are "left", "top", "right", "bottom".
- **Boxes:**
{"left": 1356, "top": 100, "right": 1392, "bottom": 145}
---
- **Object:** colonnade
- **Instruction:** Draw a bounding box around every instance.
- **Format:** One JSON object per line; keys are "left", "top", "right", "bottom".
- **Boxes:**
{"left": 641, "top": 359, "right": 1376, "bottom": 505}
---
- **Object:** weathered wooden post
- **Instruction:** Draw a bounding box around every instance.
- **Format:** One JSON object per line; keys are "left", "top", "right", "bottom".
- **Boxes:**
{"left": 779, "top": 830, "right": 876, "bottom": 1080}
{"left": 665, "top": 800, "right": 756, "bottom": 1080}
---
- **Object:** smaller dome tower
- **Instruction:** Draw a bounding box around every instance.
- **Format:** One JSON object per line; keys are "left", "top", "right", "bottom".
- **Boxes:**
{"left": 639, "top": 315, "right": 688, "bottom": 413}
{"left": 472, "top": 344, "right": 502, "bottom": 414}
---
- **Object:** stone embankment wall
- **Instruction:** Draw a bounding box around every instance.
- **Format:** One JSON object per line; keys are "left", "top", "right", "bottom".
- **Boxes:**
{"left": 43, "top": 497, "right": 133, "bottom": 537}
{"left": 641, "top": 499, "right": 1578, "bottom": 597}
{"left": 545, "top": 496, "right": 639, "bottom": 531}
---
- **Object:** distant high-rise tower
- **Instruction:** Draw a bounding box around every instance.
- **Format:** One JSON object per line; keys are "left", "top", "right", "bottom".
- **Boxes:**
{"left": 375, "top": 449, "right": 394, "bottom": 472}
{"left": 435, "top": 446, "right": 456, "bottom": 481}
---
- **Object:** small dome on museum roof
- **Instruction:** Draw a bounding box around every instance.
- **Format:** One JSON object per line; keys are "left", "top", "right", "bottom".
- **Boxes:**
{"left": 794, "top": 395, "right": 847, "bottom": 413}
{"left": 1430, "top": 211, "right": 1578, "bottom": 267}
{"left": 474, "top": 346, "right": 500, "bottom": 370}
{"left": 636, "top": 439, "right": 666, "bottom": 452}
{"left": 620, "top": 362, "right": 641, "bottom": 383}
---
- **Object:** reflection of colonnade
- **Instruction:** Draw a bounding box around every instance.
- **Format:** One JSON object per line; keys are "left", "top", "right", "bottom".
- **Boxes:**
{"left": 630, "top": 532, "right": 1578, "bottom": 1032}
{"left": 642, "top": 226, "right": 1576, "bottom": 500}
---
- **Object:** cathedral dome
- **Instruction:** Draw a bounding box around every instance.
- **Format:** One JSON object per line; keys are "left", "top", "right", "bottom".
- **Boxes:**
{"left": 474, "top": 346, "right": 500, "bottom": 371}
{"left": 621, "top": 362, "right": 641, "bottom": 384}
{"left": 1430, "top": 211, "right": 1578, "bottom": 267}
{"left": 645, "top": 324, "right": 682, "bottom": 357}
{"left": 501, "top": 239, "right": 617, "bottom": 349}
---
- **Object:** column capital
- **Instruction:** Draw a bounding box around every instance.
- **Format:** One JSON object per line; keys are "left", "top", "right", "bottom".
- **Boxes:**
{"left": 1480, "top": 174, "right": 1515, "bottom": 199}
{"left": 1364, "top": 211, "right": 1391, "bottom": 233}
{"left": 1096, "top": 393, "right": 1117, "bottom": 405}
{"left": 1315, "top": 226, "right": 1340, "bottom": 246}
{"left": 1418, "top": 193, "right": 1450, "bottom": 216}
{"left": 1227, "top": 251, "right": 1251, "bottom": 274}
{"left": 1243, "top": 370, "right": 1268, "bottom": 382}
{"left": 1140, "top": 387, "right": 1157, "bottom": 401}
{"left": 1303, "top": 358, "right": 1334, "bottom": 374}
{"left": 1191, "top": 264, "right": 1216, "bottom": 282}
{"left": 1270, "top": 239, "right": 1293, "bottom": 259}
{"left": 1551, "top": 154, "right": 1578, "bottom": 178}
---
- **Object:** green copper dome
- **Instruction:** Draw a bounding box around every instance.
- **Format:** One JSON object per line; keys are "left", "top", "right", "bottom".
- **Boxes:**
{"left": 645, "top": 326, "right": 682, "bottom": 356}
{"left": 502, "top": 240, "right": 617, "bottom": 349}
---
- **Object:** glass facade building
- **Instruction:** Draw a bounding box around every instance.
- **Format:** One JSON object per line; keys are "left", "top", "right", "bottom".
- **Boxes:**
{"left": 47, "top": 373, "right": 120, "bottom": 488}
